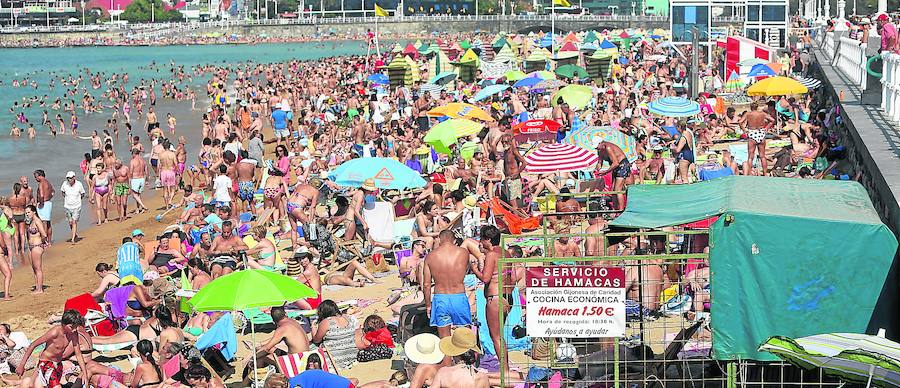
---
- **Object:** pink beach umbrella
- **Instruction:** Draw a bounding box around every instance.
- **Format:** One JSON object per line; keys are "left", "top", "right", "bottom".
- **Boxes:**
{"left": 524, "top": 143, "right": 599, "bottom": 174}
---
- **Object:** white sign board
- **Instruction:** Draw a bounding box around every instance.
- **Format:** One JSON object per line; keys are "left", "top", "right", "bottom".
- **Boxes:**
{"left": 525, "top": 266, "right": 626, "bottom": 338}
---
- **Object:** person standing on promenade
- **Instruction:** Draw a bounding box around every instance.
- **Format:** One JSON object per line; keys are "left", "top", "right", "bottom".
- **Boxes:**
{"left": 60, "top": 171, "right": 85, "bottom": 244}
{"left": 34, "top": 170, "right": 54, "bottom": 245}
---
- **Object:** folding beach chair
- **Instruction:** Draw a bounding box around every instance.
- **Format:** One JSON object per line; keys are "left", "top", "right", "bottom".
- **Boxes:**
{"left": 478, "top": 197, "right": 541, "bottom": 234}
{"left": 64, "top": 293, "right": 116, "bottom": 336}
{"left": 275, "top": 348, "right": 338, "bottom": 379}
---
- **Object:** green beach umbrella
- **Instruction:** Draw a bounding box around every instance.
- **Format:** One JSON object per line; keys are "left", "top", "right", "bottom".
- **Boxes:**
{"left": 555, "top": 64, "right": 589, "bottom": 79}
{"left": 584, "top": 30, "right": 599, "bottom": 43}
{"left": 460, "top": 141, "right": 480, "bottom": 161}
{"left": 492, "top": 37, "right": 508, "bottom": 50}
{"left": 424, "top": 118, "right": 484, "bottom": 154}
{"left": 429, "top": 71, "right": 458, "bottom": 85}
{"left": 551, "top": 84, "right": 594, "bottom": 110}
{"left": 460, "top": 40, "right": 472, "bottom": 50}
{"left": 189, "top": 269, "right": 316, "bottom": 311}
{"left": 504, "top": 70, "right": 527, "bottom": 81}
{"left": 188, "top": 269, "right": 316, "bottom": 387}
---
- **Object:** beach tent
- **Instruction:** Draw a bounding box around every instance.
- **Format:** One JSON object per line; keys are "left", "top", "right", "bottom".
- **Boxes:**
{"left": 524, "top": 49, "right": 549, "bottom": 74}
{"left": 403, "top": 56, "right": 421, "bottom": 83}
{"left": 561, "top": 31, "right": 580, "bottom": 44}
{"left": 391, "top": 43, "right": 403, "bottom": 53}
{"left": 427, "top": 50, "right": 453, "bottom": 81}
{"left": 611, "top": 176, "right": 898, "bottom": 361}
{"left": 460, "top": 40, "right": 472, "bottom": 50}
{"left": 414, "top": 39, "right": 424, "bottom": 49}
{"left": 480, "top": 40, "right": 495, "bottom": 62}
{"left": 492, "top": 37, "right": 508, "bottom": 50}
{"left": 558, "top": 41, "right": 579, "bottom": 53}
{"left": 726, "top": 35, "right": 775, "bottom": 80}
{"left": 452, "top": 49, "right": 480, "bottom": 83}
{"left": 585, "top": 50, "right": 614, "bottom": 79}
{"left": 493, "top": 44, "right": 516, "bottom": 64}
{"left": 387, "top": 56, "right": 414, "bottom": 86}
{"left": 402, "top": 43, "right": 419, "bottom": 58}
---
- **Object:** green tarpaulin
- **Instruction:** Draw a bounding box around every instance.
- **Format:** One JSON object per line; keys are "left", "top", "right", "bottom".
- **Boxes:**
{"left": 611, "top": 176, "right": 898, "bottom": 361}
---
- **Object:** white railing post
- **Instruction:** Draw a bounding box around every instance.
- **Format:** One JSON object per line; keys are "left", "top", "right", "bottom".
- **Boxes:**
{"left": 882, "top": 53, "right": 900, "bottom": 125}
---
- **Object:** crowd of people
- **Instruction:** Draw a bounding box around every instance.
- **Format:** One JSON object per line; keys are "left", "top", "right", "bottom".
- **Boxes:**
{"left": 0, "top": 13, "right": 867, "bottom": 387}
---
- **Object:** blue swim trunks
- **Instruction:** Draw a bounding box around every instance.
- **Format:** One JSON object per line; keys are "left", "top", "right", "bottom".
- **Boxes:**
{"left": 430, "top": 293, "right": 472, "bottom": 328}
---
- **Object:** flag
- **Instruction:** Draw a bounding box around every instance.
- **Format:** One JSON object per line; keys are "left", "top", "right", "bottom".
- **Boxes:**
{"left": 375, "top": 4, "right": 389, "bottom": 16}
{"left": 553, "top": 0, "right": 571, "bottom": 6}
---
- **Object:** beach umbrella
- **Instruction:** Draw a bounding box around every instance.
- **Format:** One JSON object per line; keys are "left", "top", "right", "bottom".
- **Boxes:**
{"left": 564, "top": 125, "right": 638, "bottom": 162}
{"left": 419, "top": 83, "right": 444, "bottom": 98}
{"left": 555, "top": 64, "right": 589, "bottom": 79}
{"left": 524, "top": 143, "right": 599, "bottom": 174}
{"left": 427, "top": 103, "right": 494, "bottom": 121}
{"left": 647, "top": 96, "right": 700, "bottom": 117}
{"left": 738, "top": 57, "right": 768, "bottom": 67}
{"left": 725, "top": 70, "right": 745, "bottom": 91}
{"left": 329, "top": 157, "right": 427, "bottom": 189}
{"left": 429, "top": 71, "right": 457, "bottom": 85}
{"left": 599, "top": 39, "right": 617, "bottom": 49}
{"left": 512, "top": 119, "right": 561, "bottom": 142}
{"left": 527, "top": 70, "right": 556, "bottom": 80}
{"left": 748, "top": 63, "right": 777, "bottom": 78}
{"left": 534, "top": 79, "right": 568, "bottom": 90}
{"left": 503, "top": 70, "right": 527, "bottom": 81}
{"left": 646, "top": 54, "right": 668, "bottom": 62}
{"left": 759, "top": 332, "right": 900, "bottom": 388}
{"left": 367, "top": 73, "right": 389, "bottom": 85}
{"left": 551, "top": 84, "right": 594, "bottom": 110}
{"left": 423, "top": 119, "right": 484, "bottom": 154}
{"left": 473, "top": 84, "right": 510, "bottom": 102}
{"left": 795, "top": 76, "right": 823, "bottom": 90}
{"left": 513, "top": 76, "right": 543, "bottom": 88}
{"left": 747, "top": 76, "right": 808, "bottom": 96}
{"left": 189, "top": 269, "right": 317, "bottom": 387}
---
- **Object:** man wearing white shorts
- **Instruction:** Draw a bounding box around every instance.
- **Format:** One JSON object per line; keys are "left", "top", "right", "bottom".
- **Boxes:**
{"left": 60, "top": 171, "right": 85, "bottom": 244}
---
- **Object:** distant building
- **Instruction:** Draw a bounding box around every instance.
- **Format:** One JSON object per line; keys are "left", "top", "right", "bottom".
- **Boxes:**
{"left": 669, "top": 0, "right": 788, "bottom": 48}
{"left": 0, "top": 0, "right": 77, "bottom": 26}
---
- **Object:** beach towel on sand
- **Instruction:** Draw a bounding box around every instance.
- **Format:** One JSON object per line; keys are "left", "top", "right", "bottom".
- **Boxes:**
{"left": 104, "top": 285, "right": 135, "bottom": 320}
{"left": 475, "top": 287, "right": 531, "bottom": 355}
{"left": 196, "top": 312, "right": 237, "bottom": 361}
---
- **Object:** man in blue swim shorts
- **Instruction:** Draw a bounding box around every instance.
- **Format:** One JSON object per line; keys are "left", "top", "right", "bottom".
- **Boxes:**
{"left": 423, "top": 230, "right": 473, "bottom": 364}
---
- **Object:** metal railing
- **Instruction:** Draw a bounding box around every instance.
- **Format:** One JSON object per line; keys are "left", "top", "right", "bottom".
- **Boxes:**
{"left": 2, "top": 13, "right": 712, "bottom": 34}
{"left": 834, "top": 36, "right": 867, "bottom": 90}
{"left": 883, "top": 52, "right": 900, "bottom": 126}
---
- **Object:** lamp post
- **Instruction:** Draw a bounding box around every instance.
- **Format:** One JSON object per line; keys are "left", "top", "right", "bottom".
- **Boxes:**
{"left": 81, "top": 0, "right": 85, "bottom": 26}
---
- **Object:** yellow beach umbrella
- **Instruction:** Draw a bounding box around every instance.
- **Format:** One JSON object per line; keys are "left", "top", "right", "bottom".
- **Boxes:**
{"left": 427, "top": 102, "right": 494, "bottom": 122}
{"left": 747, "top": 76, "right": 808, "bottom": 96}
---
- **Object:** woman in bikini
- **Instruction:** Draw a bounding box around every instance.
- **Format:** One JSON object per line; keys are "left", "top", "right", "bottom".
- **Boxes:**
{"left": 92, "top": 164, "right": 111, "bottom": 225}
{"left": 290, "top": 249, "right": 323, "bottom": 310}
{"left": 131, "top": 340, "right": 163, "bottom": 388}
{"left": 244, "top": 227, "right": 277, "bottom": 270}
{"left": 90, "top": 262, "right": 120, "bottom": 301}
{"left": 9, "top": 183, "right": 27, "bottom": 261}
{"left": 413, "top": 201, "right": 440, "bottom": 250}
{"left": 0, "top": 201, "right": 12, "bottom": 300}
{"left": 24, "top": 205, "right": 47, "bottom": 294}
{"left": 263, "top": 169, "right": 288, "bottom": 226}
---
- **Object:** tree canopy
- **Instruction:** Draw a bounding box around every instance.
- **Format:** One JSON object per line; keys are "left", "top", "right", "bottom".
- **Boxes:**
{"left": 120, "top": 0, "right": 183, "bottom": 22}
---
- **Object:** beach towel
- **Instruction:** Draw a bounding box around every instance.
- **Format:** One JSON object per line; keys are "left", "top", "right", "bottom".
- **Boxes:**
{"left": 65, "top": 293, "right": 116, "bottom": 336}
{"left": 363, "top": 202, "right": 395, "bottom": 245}
{"left": 116, "top": 243, "right": 143, "bottom": 285}
{"left": 475, "top": 287, "right": 531, "bottom": 355}
{"left": 196, "top": 312, "right": 237, "bottom": 361}
{"left": 698, "top": 165, "right": 734, "bottom": 181}
{"left": 393, "top": 218, "right": 416, "bottom": 242}
{"left": 276, "top": 348, "right": 335, "bottom": 378}
{"left": 162, "top": 354, "right": 182, "bottom": 379}
{"left": 103, "top": 285, "right": 135, "bottom": 320}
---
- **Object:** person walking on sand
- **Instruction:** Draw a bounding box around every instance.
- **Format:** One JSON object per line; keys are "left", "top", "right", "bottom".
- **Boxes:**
{"left": 60, "top": 171, "right": 85, "bottom": 244}
{"left": 112, "top": 160, "right": 131, "bottom": 222}
{"left": 34, "top": 170, "right": 54, "bottom": 245}
{"left": 167, "top": 112, "right": 177, "bottom": 134}
{"left": 24, "top": 205, "right": 47, "bottom": 294}
{"left": 159, "top": 140, "right": 178, "bottom": 209}
{"left": 129, "top": 148, "right": 149, "bottom": 214}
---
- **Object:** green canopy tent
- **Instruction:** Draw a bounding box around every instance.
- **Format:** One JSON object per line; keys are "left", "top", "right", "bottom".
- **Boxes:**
{"left": 611, "top": 176, "right": 898, "bottom": 361}
{"left": 387, "top": 56, "right": 413, "bottom": 87}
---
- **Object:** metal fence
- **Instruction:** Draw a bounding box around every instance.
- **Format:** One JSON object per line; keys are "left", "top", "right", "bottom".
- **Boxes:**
{"left": 491, "top": 225, "right": 846, "bottom": 387}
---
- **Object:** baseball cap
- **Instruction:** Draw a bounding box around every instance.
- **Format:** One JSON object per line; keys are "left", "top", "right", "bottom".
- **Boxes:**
{"left": 132, "top": 229, "right": 144, "bottom": 237}
{"left": 65, "top": 171, "right": 76, "bottom": 178}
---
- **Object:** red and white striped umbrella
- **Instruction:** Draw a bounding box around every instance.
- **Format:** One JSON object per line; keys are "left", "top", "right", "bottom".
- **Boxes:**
{"left": 524, "top": 143, "right": 599, "bottom": 174}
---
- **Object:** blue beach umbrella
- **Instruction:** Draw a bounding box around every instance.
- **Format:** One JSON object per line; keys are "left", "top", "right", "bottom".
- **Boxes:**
{"left": 599, "top": 39, "right": 616, "bottom": 49}
{"left": 539, "top": 34, "right": 554, "bottom": 48}
{"left": 748, "top": 63, "right": 776, "bottom": 78}
{"left": 473, "top": 84, "right": 510, "bottom": 102}
{"left": 513, "top": 76, "right": 543, "bottom": 88}
{"left": 565, "top": 125, "right": 639, "bottom": 162}
{"left": 367, "top": 73, "right": 389, "bottom": 84}
{"left": 328, "top": 157, "right": 426, "bottom": 190}
{"left": 647, "top": 97, "right": 700, "bottom": 117}
{"left": 429, "top": 71, "right": 458, "bottom": 85}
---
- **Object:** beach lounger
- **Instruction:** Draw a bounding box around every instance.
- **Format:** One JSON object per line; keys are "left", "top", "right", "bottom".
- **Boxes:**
{"left": 92, "top": 340, "right": 137, "bottom": 355}
{"left": 363, "top": 201, "right": 397, "bottom": 248}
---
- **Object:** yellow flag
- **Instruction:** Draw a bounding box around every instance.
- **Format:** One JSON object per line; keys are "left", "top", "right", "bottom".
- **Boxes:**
{"left": 553, "top": 0, "right": 571, "bottom": 6}
{"left": 375, "top": 4, "right": 389, "bottom": 16}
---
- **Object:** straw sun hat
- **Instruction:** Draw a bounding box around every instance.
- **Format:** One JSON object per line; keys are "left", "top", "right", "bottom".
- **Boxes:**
{"left": 361, "top": 178, "right": 378, "bottom": 191}
{"left": 404, "top": 333, "right": 444, "bottom": 365}
{"left": 439, "top": 327, "right": 482, "bottom": 357}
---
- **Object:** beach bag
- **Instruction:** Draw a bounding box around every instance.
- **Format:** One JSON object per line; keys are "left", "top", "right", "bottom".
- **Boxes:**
{"left": 398, "top": 302, "right": 436, "bottom": 346}
{"left": 531, "top": 338, "right": 553, "bottom": 361}
{"left": 365, "top": 252, "right": 390, "bottom": 274}
{"left": 202, "top": 347, "right": 232, "bottom": 378}
{"left": 357, "top": 344, "right": 393, "bottom": 363}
